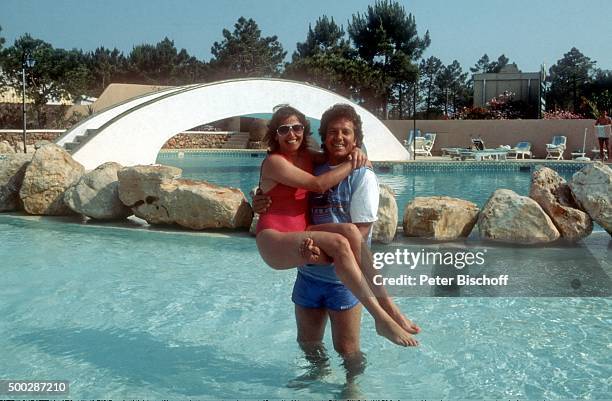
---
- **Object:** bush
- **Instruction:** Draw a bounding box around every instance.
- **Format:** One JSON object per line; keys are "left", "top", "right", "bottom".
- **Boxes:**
{"left": 453, "top": 91, "right": 537, "bottom": 120}
{"left": 0, "top": 103, "right": 86, "bottom": 129}
{"left": 543, "top": 110, "right": 585, "bottom": 119}
{"left": 454, "top": 106, "right": 492, "bottom": 120}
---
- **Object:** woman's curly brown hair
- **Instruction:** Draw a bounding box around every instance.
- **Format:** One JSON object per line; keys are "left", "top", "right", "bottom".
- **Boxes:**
{"left": 264, "top": 105, "right": 312, "bottom": 153}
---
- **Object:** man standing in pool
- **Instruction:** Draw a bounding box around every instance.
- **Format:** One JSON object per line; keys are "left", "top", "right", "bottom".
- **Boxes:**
{"left": 254, "top": 104, "right": 420, "bottom": 364}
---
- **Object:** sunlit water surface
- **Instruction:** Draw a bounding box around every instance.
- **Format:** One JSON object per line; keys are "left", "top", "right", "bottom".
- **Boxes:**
{"left": 0, "top": 154, "right": 610, "bottom": 399}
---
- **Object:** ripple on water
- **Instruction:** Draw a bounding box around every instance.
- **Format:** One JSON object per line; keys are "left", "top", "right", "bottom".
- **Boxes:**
{"left": 0, "top": 215, "right": 610, "bottom": 399}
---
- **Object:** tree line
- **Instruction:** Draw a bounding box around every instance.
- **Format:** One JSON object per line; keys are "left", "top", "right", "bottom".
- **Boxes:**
{"left": 0, "top": 0, "right": 610, "bottom": 128}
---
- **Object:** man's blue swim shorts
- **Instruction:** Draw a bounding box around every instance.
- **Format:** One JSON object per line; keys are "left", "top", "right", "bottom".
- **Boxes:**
{"left": 292, "top": 271, "right": 359, "bottom": 311}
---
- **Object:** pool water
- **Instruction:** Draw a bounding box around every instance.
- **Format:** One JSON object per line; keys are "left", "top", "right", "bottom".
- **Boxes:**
{"left": 1, "top": 154, "right": 610, "bottom": 399}
{"left": 156, "top": 153, "right": 582, "bottom": 219}
{"left": 0, "top": 215, "right": 610, "bottom": 399}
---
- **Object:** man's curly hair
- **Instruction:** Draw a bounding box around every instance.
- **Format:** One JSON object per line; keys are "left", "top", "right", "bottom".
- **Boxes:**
{"left": 319, "top": 104, "right": 363, "bottom": 148}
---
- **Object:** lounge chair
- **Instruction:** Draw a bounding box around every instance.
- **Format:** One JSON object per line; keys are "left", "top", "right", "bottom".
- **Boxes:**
{"left": 591, "top": 148, "right": 608, "bottom": 160}
{"left": 459, "top": 149, "right": 509, "bottom": 161}
{"left": 507, "top": 142, "right": 532, "bottom": 159}
{"left": 406, "top": 136, "right": 431, "bottom": 157}
{"left": 403, "top": 129, "right": 423, "bottom": 151}
{"left": 406, "top": 132, "right": 436, "bottom": 157}
{"left": 545, "top": 136, "right": 567, "bottom": 160}
{"left": 458, "top": 136, "right": 509, "bottom": 160}
{"left": 441, "top": 147, "right": 464, "bottom": 158}
{"left": 422, "top": 133, "right": 436, "bottom": 157}
{"left": 471, "top": 137, "right": 485, "bottom": 150}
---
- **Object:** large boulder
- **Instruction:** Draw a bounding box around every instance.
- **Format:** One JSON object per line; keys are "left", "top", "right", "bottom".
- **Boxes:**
{"left": 19, "top": 144, "right": 84, "bottom": 215}
{"left": 478, "top": 189, "right": 560, "bottom": 243}
{"left": 117, "top": 165, "right": 182, "bottom": 208}
{"left": 0, "top": 153, "right": 33, "bottom": 211}
{"left": 249, "top": 186, "right": 260, "bottom": 236}
{"left": 372, "top": 184, "right": 398, "bottom": 243}
{"left": 403, "top": 196, "right": 479, "bottom": 240}
{"left": 529, "top": 167, "right": 592, "bottom": 240}
{"left": 249, "top": 213, "right": 260, "bottom": 236}
{"left": 0, "top": 141, "right": 15, "bottom": 154}
{"left": 15, "top": 143, "right": 36, "bottom": 154}
{"left": 118, "top": 165, "right": 252, "bottom": 229}
{"left": 64, "top": 162, "right": 132, "bottom": 220}
{"left": 568, "top": 162, "right": 612, "bottom": 235}
{"left": 34, "top": 140, "right": 52, "bottom": 149}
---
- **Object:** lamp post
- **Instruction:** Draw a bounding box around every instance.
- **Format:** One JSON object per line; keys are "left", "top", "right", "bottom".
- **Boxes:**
{"left": 21, "top": 52, "right": 36, "bottom": 153}
{"left": 412, "top": 74, "right": 418, "bottom": 161}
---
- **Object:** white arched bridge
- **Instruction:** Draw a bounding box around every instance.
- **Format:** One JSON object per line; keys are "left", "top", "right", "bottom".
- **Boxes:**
{"left": 56, "top": 78, "right": 410, "bottom": 169}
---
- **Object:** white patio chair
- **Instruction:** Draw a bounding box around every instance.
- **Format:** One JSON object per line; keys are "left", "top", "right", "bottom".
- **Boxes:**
{"left": 403, "top": 129, "right": 423, "bottom": 151}
{"left": 545, "top": 136, "right": 567, "bottom": 160}
{"left": 422, "top": 132, "right": 436, "bottom": 157}
{"left": 409, "top": 137, "right": 430, "bottom": 156}
{"left": 507, "top": 141, "right": 532, "bottom": 159}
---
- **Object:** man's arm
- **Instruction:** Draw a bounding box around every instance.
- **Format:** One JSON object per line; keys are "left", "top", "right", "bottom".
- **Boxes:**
{"left": 252, "top": 191, "right": 271, "bottom": 214}
{"left": 349, "top": 168, "right": 380, "bottom": 232}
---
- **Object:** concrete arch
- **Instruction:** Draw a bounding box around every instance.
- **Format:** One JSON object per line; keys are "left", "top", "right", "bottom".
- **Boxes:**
{"left": 56, "top": 85, "right": 195, "bottom": 146}
{"left": 69, "top": 78, "right": 410, "bottom": 169}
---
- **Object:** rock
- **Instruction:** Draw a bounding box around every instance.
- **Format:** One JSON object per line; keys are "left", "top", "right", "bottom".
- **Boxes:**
{"left": 15, "top": 143, "right": 36, "bottom": 154}
{"left": 478, "top": 189, "right": 560, "bottom": 243}
{"left": 35, "top": 140, "right": 51, "bottom": 149}
{"left": 568, "top": 162, "right": 612, "bottom": 235}
{"left": 118, "top": 165, "right": 252, "bottom": 229}
{"left": 403, "top": 196, "right": 479, "bottom": 240}
{"left": 372, "top": 184, "right": 398, "bottom": 243}
{"left": 117, "top": 165, "right": 182, "bottom": 207}
{"left": 249, "top": 186, "right": 260, "bottom": 236}
{"left": 0, "top": 153, "right": 33, "bottom": 211}
{"left": 249, "top": 213, "right": 260, "bottom": 236}
{"left": 19, "top": 144, "right": 85, "bottom": 215}
{"left": 158, "top": 179, "right": 253, "bottom": 229}
{"left": 529, "top": 167, "right": 592, "bottom": 240}
{"left": 0, "top": 141, "right": 15, "bottom": 154}
{"left": 64, "top": 162, "right": 132, "bottom": 220}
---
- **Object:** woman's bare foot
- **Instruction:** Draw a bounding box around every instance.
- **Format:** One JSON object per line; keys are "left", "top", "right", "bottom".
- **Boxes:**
{"left": 299, "top": 237, "right": 322, "bottom": 264}
{"left": 375, "top": 318, "right": 418, "bottom": 347}
{"left": 379, "top": 299, "right": 420, "bottom": 334}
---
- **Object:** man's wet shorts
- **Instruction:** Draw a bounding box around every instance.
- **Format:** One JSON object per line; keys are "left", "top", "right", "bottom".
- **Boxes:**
{"left": 292, "top": 271, "right": 359, "bottom": 311}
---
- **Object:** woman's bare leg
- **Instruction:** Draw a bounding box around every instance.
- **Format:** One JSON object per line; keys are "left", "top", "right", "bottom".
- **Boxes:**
{"left": 256, "top": 229, "right": 417, "bottom": 346}
{"left": 307, "top": 223, "right": 420, "bottom": 334}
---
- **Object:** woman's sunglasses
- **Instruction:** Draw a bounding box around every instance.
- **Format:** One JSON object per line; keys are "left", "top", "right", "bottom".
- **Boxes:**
{"left": 277, "top": 124, "right": 304, "bottom": 135}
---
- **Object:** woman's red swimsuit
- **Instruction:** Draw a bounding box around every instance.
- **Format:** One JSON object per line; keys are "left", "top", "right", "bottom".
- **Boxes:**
{"left": 256, "top": 153, "right": 313, "bottom": 234}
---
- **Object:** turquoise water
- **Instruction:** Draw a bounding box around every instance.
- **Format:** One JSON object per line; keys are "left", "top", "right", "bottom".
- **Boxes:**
{"left": 156, "top": 153, "right": 581, "bottom": 218}
{"left": 0, "top": 215, "right": 610, "bottom": 399}
{"left": 1, "top": 154, "right": 610, "bottom": 399}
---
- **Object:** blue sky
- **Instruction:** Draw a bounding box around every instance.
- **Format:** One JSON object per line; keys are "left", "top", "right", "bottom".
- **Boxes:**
{"left": 2, "top": 0, "right": 610, "bottom": 74}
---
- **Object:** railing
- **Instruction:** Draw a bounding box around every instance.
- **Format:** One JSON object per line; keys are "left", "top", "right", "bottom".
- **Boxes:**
{"left": 0, "top": 129, "right": 67, "bottom": 134}
{"left": 0, "top": 129, "right": 230, "bottom": 135}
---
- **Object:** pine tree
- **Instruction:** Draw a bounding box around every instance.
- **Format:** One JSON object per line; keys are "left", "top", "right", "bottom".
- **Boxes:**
{"left": 210, "top": 17, "right": 286, "bottom": 78}
{"left": 347, "top": 0, "right": 429, "bottom": 118}
{"left": 548, "top": 47, "right": 596, "bottom": 111}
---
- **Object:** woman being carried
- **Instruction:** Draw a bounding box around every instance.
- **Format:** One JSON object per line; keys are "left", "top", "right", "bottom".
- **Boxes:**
{"left": 255, "top": 105, "right": 418, "bottom": 347}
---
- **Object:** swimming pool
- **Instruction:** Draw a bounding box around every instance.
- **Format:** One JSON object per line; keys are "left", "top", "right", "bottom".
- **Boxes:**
{"left": 1, "top": 153, "right": 610, "bottom": 399}
{"left": 156, "top": 152, "right": 590, "bottom": 220}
